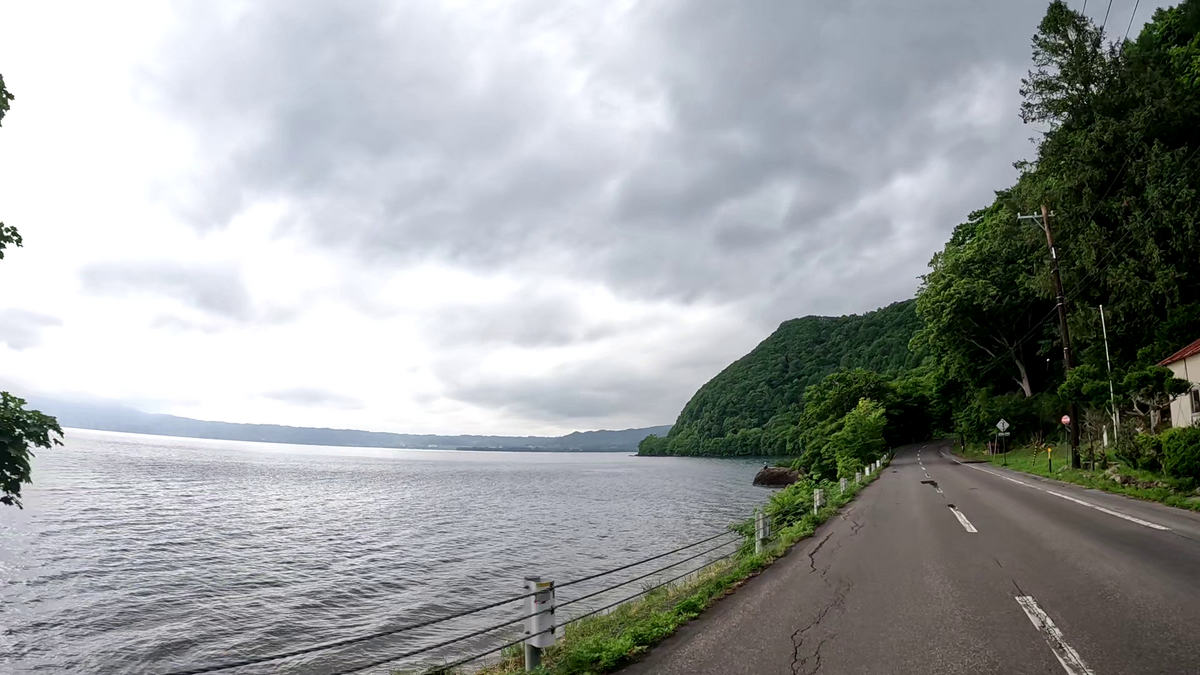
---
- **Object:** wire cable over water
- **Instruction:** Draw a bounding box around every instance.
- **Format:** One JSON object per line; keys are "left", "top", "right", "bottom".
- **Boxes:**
{"left": 159, "top": 527, "right": 743, "bottom": 675}
{"left": 331, "top": 547, "right": 744, "bottom": 675}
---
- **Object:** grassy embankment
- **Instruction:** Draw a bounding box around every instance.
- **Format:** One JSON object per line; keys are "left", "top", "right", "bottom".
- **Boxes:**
{"left": 959, "top": 442, "right": 1200, "bottom": 513}
{"left": 423, "top": 458, "right": 889, "bottom": 675}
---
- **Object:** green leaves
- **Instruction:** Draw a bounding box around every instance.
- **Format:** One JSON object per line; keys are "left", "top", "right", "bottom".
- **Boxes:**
{"left": 0, "top": 222, "right": 22, "bottom": 260}
{"left": 914, "top": 198, "right": 1051, "bottom": 398}
{"left": 1, "top": 392, "right": 64, "bottom": 508}
{"left": 0, "top": 73, "right": 12, "bottom": 127}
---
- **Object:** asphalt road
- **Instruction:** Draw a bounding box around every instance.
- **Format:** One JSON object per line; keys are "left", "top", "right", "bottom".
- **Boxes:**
{"left": 620, "top": 441, "right": 1200, "bottom": 675}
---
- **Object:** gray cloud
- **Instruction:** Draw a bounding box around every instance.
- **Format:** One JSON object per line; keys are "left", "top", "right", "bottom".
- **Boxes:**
{"left": 147, "top": 1, "right": 1053, "bottom": 314}
{"left": 140, "top": 0, "right": 1106, "bottom": 426}
{"left": 440, "top": 351, "right": 727, "bottom": 425}
{"left": 0, "top": 309, "right": 62, "bottom": 350}
{"left": 261, "top": 387, "right": 364, "bottom": 410}
{"left": 81, "top": 261, "right": 253, "bottom": 321}
{"left": 423, "top": 291, "right": 617, "bottom": 349}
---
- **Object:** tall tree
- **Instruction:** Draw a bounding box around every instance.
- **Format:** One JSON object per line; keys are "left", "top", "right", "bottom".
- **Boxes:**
{"left": 1022, "top": 1, "right": 1200, "bottom": 369}
{"left": 914, "top": 198, "right": 1053, "bottom": 398}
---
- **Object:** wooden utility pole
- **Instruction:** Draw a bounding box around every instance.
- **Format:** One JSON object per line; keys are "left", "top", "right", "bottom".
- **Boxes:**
{"left": 1041, "top": 205, "right": 1082, "bottom": 468}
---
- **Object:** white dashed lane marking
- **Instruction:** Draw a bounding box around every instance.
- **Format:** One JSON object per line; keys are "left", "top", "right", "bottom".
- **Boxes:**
{"left": 949, "top": 505, "right": 977, "bottom": 533}
{"left": 1015, "top": 595, "right": 1095, "bottom": 675}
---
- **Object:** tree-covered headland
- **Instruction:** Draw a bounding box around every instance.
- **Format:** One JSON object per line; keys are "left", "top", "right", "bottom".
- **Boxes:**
{"left": 642, "top": 1, "right": 1200, "bottom": 486}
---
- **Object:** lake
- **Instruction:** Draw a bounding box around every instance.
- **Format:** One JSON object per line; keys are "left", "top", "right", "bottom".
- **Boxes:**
{"left": 0, "top": 429, "right": 767, "bottom": 674}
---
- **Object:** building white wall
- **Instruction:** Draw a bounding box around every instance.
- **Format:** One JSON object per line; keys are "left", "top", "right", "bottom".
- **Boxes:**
{"left": 1165, "top": 353, "right": 1200, "bottom": 429}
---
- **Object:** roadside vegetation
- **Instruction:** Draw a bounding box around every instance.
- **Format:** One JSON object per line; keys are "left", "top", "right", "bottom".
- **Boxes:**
{"left": 460, "top": 460, "right": 889, "bottom": 675}
{"left": 961, "top": 430, "right": 1200, "bottom": 513}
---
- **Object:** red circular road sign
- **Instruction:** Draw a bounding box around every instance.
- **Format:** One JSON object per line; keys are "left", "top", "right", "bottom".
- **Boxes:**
{"left": 1061, "top": 415, "right": 1071, "bottom": 425}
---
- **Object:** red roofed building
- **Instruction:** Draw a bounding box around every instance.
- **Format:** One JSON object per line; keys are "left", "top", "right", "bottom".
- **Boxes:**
{"left": 1159, "top": 337, "right": 1200, "bottom": 429}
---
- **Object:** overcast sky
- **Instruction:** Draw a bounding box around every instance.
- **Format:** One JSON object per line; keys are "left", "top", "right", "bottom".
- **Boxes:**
{"left": 0, "top": 0, "right": 1161, "bottom": 435}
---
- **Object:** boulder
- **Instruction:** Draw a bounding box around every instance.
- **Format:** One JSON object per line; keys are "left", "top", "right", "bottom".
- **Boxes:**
{"left": 754, "top": 466, "right": 801, "bottom": 487}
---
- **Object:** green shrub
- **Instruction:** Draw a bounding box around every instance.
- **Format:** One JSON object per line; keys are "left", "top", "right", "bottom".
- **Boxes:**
{"left": 1135, "top": 433, "right": 1165, "bottom": 471}
{"left": 764, "top": 479, "right": 815, "bottom": 529}
{"left": 1161, "top": 426, "right": 1200, "bottom": 480}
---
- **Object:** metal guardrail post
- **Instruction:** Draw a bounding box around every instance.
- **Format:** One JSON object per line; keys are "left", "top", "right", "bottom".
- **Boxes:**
{"left": 523, "top": 577, "right": 556, "bottom": 672}
{"left": 755, "top": 509, "right": 770, "bottom": 554}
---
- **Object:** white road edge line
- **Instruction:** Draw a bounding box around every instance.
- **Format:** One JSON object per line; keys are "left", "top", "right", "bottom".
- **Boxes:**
{"left": 949, "top": 505, "right": 977, "bottom": 533}
{"left": 1015, "top": 595, "right": 1095, "bottom": 675}
{"left": 968, "top": 465, "right": 1170, "bottom": 531}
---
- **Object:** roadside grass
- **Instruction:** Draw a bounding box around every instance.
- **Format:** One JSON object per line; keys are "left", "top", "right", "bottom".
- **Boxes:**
{"left": 960, "top": 443, "right": 1200, "bottom": 513}
{"left": 414, "top": 458, "right": 889, "bottom": 675}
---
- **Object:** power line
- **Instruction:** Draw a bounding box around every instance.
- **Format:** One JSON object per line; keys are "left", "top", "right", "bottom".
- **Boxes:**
{"left": 1101, "top": 0, "right": 1115, "bottom": 31}
{"left": 1124, "top": 0, "right": 1142, "bottom": 41}
{"left": 1009, "top": 141, "right": 1200, "bottom": 357}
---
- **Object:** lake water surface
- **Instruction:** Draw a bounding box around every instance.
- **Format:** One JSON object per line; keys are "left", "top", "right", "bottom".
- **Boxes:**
{"left": 0, "top": 429, "right": 767, "bottom": 674}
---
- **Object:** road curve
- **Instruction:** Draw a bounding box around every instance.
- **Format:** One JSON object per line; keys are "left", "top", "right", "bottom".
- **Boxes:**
{"left": 618, "top": 441, "right": 1200, "bottom": 675}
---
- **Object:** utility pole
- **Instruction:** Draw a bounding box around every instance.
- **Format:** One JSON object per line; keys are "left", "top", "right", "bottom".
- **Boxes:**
{"left": 1100, "top": 304, "right": 1119, "bottom": 443}
{"left": 1020, "top": 206, "right": 1081, "bottom": 468}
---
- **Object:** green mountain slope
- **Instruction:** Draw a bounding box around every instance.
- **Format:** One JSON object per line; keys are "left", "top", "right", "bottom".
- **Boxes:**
{"left": 640, "top": 300, "right": 923, "bottom": 456}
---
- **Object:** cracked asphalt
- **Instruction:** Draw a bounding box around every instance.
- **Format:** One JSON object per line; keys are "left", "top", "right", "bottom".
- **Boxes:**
{"left": 618, "top": 441, "right": 1200, "bottom": 674}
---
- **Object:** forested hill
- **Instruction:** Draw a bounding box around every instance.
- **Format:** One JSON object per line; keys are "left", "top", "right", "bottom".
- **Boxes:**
{"left": 640, "top": 300, "right": 923, "bottom": 457}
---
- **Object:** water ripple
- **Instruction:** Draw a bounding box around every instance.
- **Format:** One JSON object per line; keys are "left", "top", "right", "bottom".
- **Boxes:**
{"left": 0, "top": 429, "right": 766, "bottom": 674}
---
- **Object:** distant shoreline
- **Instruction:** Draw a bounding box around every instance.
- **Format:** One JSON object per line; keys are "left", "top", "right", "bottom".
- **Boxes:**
{"left": 56, "top": 425, "right": 652, "bottom": 451}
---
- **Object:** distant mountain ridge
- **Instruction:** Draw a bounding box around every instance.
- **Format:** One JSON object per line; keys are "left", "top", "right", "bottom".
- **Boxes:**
{"left": 26, "top": 397, "right": 671, "bottom": 451}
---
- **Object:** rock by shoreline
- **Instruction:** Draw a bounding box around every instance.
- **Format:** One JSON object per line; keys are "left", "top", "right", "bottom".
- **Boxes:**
{"left": 753, "top": 466, "right": 801, "bottom": 487}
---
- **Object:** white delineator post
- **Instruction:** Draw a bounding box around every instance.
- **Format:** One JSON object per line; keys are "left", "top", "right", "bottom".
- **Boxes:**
{"left": 523, "top": 577, "right": 556, "bottom": 672}
{"left": 855, "top": 471, "right": 862, "bottom": 484}
{"left": 813, "top": 488, "right": 823, "bottom": 514}
{"left": 840, "top": 477, "right": 847, "bottom": 494}
{"left": 755, "top": 509, "right": 771, "bottom": 554}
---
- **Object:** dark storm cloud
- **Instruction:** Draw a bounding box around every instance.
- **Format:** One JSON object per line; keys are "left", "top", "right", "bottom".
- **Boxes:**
{"left": 261, "top": 387, "right": 364, "bottom": 410}
{"left": 148, "top": 0, "right": 1053, "bottom": 316}
{"left": 81, "top": 261, "right": 252, "bottom": 321}
{"left": 0, "top": 308, "right": 62, "bottom": 350}
{"left": 145, "top": 0, "right": 1082, "bottom": 425}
